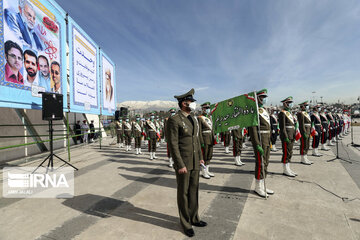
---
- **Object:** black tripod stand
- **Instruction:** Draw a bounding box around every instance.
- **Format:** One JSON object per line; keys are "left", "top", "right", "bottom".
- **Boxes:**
{"left": 327, "top": 130, "right": 352, "bottom": 164}
{"left": 32, "top": 120, "right": 78, "bottom": 173}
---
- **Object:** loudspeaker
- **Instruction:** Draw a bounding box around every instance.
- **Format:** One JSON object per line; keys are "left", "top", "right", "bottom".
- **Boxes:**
{"left": 115, "top": 110, "right": 120, "bottom": 120}
{"left": 42, "top": 92, "right": 63, "bottom": 120}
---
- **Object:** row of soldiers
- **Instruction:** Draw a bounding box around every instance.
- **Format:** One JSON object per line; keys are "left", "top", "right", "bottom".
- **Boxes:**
{"left": 113, "top": 90, "right": 351, "bottom": 199}
{"left": 114, "top": 112, "right": 169, "bottom": 159}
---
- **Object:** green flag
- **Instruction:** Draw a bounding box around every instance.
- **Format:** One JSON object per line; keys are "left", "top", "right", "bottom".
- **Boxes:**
{"left": 210, "top": 92, "right": 258, "bottom": 134}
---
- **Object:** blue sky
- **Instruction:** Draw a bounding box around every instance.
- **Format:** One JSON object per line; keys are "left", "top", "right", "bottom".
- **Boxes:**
{"left": 55, "top": 0, "right": 360, "bottom": 106}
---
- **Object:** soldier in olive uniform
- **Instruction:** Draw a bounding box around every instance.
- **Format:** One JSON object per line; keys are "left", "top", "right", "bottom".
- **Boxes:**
{"left": 249, "top": 89, "right": 274, "bottom": 197}
{"left": 223, "top": 131, "right": 231, "bottom": 153}
{"left": 326, "top": 108, "right": 336, "bottom": 146}
{"left": 145, "top": 112, "right": 159, "bottom": 160}
{"left": 164, "top": 108, "right": 177, "bottom": 167}
{"left": 232, "top": 128, "right": 245, "bottom": 166}
{"left": 132, "top": 114, "right": 144, "bottom": 155}
{"left": 278, "top": 96, "right": 297, "bottom": 177}
{"left": 297, "top": 101, "right": 313, "bottom": 165}
{"left": 123, "top": 116, "right": 133, "bottom": 152}
{"left": 319, "top": 108, "right": 331, "bottom": 151}
{"left": 167, "top": 88, "right": 207, "bottom": 237}
{"left": 311, "top": 105, "right": 323, "bottom": 157}
{"left": 198, "top": 102, "right": 215, "bottom": 179}
{"left": 270, "top": 108, "right": 279, "bottom": 152}
{"left": 115, "top": 119, "right": 124, "bottom": 148}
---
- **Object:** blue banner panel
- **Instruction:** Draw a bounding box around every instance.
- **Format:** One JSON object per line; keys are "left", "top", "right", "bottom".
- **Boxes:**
{"left": 1, "top": 0, "right": 67, "bottom": 110}
{"left": 100, "top": 50, "right": 116, "bottom": 116}
{"left": 68, "top": 17, "right": 100, "bottom": 115}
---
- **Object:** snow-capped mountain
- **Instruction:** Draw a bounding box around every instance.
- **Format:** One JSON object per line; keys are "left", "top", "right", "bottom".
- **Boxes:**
{"left": 117, "top": 100, "right": 178, "bottom": 111}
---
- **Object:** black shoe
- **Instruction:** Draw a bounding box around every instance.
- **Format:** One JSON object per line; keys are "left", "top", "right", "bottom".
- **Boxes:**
{"left": 193, "top": 220, "right": 207, "bottom": 227}
{"left": 184, "top": 229, "right": 195, "bottom": 237}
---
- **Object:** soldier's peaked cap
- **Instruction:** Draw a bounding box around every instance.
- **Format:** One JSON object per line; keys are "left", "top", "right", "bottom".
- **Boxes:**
{"left": 281, "top": 96, "right": 293, "bottom": 103}
{"left": 169, "top": 108, "right": 176, "bottom": 112}
{"left": 174, "top": 88, "right": 196, "bottom": 102}
{"left": 299, "top": 100, "right": 309, "bottom": 106}
{"left": 257, "top": 89, "right": 268, "bottom": 97}
{"left": 201, "top": 102, "right": 211, "bottom": 107}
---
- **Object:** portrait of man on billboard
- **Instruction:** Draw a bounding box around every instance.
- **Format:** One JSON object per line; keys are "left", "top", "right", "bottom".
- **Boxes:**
{"left": 4, "top": 40, "right": 24, "bottom": 85}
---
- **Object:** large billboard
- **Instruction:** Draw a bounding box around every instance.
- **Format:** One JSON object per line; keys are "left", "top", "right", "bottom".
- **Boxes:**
{"left": 68, "top": 17, "right": 100, "bottom": 114}
{"left": 100, "top": 50, "right": 116, "bottom": 116}
{"left": 0, "top": 0, "right": 67, "bottom": 110}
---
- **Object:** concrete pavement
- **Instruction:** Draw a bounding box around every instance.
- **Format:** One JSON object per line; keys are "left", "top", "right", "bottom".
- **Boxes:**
{"left": 1, "top": 127, "right": 360, "bottom": 240}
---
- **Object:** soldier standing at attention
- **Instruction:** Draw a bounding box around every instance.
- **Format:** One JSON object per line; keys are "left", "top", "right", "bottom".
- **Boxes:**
{"left": 297, "top": 101, "right": 313, "bottom": 165}
{"left": 232, "top": 128, "right": 245, "bottom": 166}
{"left": 115, "top": 119, "right": 124, "bottom": 148}
{"left": 278, "top": 96, "right": 297, "bottom": 177}
{"left": 223, "top": 131, "right": 231, "bottom": 154}
{"left": 132, "top": 114, "right": 144, "bottom": 155}
{"left": 167, "top": 88, "right": 207, "bottom": 237}
{"left": 198, "top": 102, "right": 215, "bottom": 179}
{"left": 164, "top": 108, "right": 177, "bottom": 167}
{"left": 326, "top": 108, "right": 336, "bottom": 146}
{"left": 145, "top": 112, "right": 158, "bottom": 160}
{"left": 249, "top": 89, "right": 274, "bottom": 197}
{"left": 123, "top": 116, "right": 132, "bottom": 152}
{"left": 311, "top": 106, "right": 323, "bottom": 157}
{"left": 270, "top": 108, "right": 279, "bottom": 152}
{"left": 319, "top": 107, "right": 331, "bottom": 151}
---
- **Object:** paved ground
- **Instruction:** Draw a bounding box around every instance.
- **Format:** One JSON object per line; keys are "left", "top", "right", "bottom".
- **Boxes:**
{"left": 1, "top": 127, "right": 360, "bottom": 240}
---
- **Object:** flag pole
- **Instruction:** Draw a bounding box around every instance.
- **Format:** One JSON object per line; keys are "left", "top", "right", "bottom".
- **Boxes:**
{"left": 254, "top": 91, "right": 268, "bottom": 199}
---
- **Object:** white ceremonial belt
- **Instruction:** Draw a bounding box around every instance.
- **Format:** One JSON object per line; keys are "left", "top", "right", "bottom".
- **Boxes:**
{"left": 202, "top": 130, "right": 212, "bottom": 133}
{"left": 259, "top": 130, "right": 270, "bottom": 134}
{"left": 285, "top": 126, "right": 294, "bottom": 129}
{"left": 124, "top": 129, "right": 132, "bottom": 131}
{"left": 315, "top": 124, "right": 321, "bottom": 126}
{"left": 304, "top": 124, "right": 311, "bottom": 126}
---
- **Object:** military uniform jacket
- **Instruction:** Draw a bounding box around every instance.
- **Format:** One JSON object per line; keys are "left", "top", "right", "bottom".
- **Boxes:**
{"left": 198, "top": 115, "right": 214, "bottom": 146}
{"left": 320, "top": 113, "right": 329, "bottom": 131}
{"left": 132, "top": 121, "right": 143, "bottom": 137}
{"left": 326, "top": 113, "right": 335, "bottom": 129}
{"left": 123, "top": 121, "right": 132, "bottom": 132}
{"left": 278, "top": 109, "right": 296, "bottom": 141}
{"left": 145, "top": 120, "right": 158, "bottom": 139}
{"left": 311, "top": 112, "right": 322, "bottom": 133}
{"left": 167, "top": 110, "right": 203, "bottom": 171}
{"left": 115, "top": 121, "right": 123, "bottom": 135}
{"left": 297, "top": 111, "right": 311, "bottom": 136}
{"left": 270, "top": 114, "right": 278, "bottom": 132}
{"left": 249, "top": 107, "right": 271, "bottom": 147}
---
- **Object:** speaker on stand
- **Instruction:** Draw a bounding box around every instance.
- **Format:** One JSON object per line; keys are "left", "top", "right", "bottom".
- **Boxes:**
{"left": 33, "top": 92, "right": 78, "bottom": 173}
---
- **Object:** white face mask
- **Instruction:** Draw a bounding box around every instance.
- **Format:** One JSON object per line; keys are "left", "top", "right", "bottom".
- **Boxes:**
{"left": 305, "top": 105, "right": 309, "bottom": 111}
{"left": 262, "top": 97, "right": 267, "bottom": 105}
{"left": 126, "top": 119, "right": 129, "bottom": 122}
{"left": 150, "top": 116, "right": 155, "bottom": 119}
{"left": 205, "top": 108, "right": 210, "bottom": 114}
{"left": 288, "top": 103, "right": 294, "bottom": 108}
{"left": 136, "top": 118, "right": 140, "bottom": 121}
{"left": 189, "top": 102, "right": 196, "bottom": 111}
{"left": 171, "top": 112, "right": 175, "bottom": 116}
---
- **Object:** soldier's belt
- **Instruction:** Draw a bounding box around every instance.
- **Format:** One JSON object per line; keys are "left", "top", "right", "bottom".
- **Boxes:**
{"left": 259, "top": 130, "right": 270, "bottom": 134}
{"left": 322, "top": 121, "right": 328, "bottom": 123}
{"left": 304, "top": 124, "right": 311, "bottom": 126}
{"left": 202, "top": 130, "right": 212, "bottom": 133}
{"left": 124, "top": 129, "right": 132, "bottom": 131}
{"left": 315, "top": 124, "right": 321, "bottom": 126}
{"left": 285, "top": 126, "right": 294, "bottom": 129}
